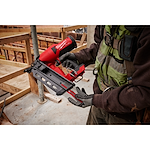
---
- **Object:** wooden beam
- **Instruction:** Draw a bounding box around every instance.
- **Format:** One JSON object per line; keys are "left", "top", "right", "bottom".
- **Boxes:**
{"left": 25, "top": 38, "right": 39, "bottom": 95}
{"left": 44, "top": 92, "right": 62, "bottom": 103}
{"left": 0, "top": 32, "right": 27, "bottom": 38}
{"left": 0, "top": 33, "right": 30, "bottom": 45}
{"left": 0, "top": 87, "right": 31, "bottom": 108}
{"left": 71, "top": 44, "right": 87, "bottom": 53}
{"left": 0, "top": 28, "right": 30, "bottom": 32}
{"left": 0, "top": 66, "right": 29, "bottom": 83}
{"left": 37, "top": 28, "right": 62, "bottom": 33}
{"left": 28, "top": 73, "right": 39, "bottom": 95}
{"left": 37, "top": 36, "right": 61, "bottom": 43}
{"left": 0, "top": 45, "right": 26, "bottom": 53}
{"left": 0, "top": 83, "right": 22, "bottom": 94}
{"left": 63, "top": 25, "right": 87, "bottom": 32}
{"left": 0, "top": 45, "right": 44, "bottom": 55}
{"left": 25, "top": 38, "right": 32, "bottom": 64}
{"left": 76, "top": 76, "right": 90, "bottom": 82}
{"left": 0, "top": 28, "right": 62, "bottom": 33}
{"left": 61, "top": 32, "right": 66, "bottom": 40}
{"left": 0, "top": 59, "right": 29, "bottom": 68}
{"left": 0, "top": 107, "right": 12, "bottom": 125}
{"left": 79, "top": 32, "right": 87, "bottom": 46}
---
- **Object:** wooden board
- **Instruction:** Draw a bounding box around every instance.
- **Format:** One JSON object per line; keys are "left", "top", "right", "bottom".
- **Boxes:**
{"left": 0, "top": 33, "right": 30, "bottom": 45}
{"left": 0, "top": 59, "right": 28, "bottom": 68}
{"left": 79, "top": 32, "right": 87, "bottom": 46}
{"left": 25, "top": 38, "right": 39, "bottom": 95}
{"left": 0, "top": 66, "right": 29, "bottom": 83}
{"left": 0, "top": 45, "right": 44, "bottom": 55}
{"left": 0, "top": 27, "right": 62, "bottom": 33}
{"left": 71, "top": 44, "right": 87, "bottom": 53}
{"left": 0, "top": 83, "right": 21, "bottom": 94}
{"left": 44, "top": 92, "right": 62, "bottom": 103}
{"left": 0, "top": 87, "right": 31, "bottom": 108}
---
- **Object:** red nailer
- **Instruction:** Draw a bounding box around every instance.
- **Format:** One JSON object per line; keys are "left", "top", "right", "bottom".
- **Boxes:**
{"left": 25, "top": 36, "right": 85, "bottom": 100}
{"left": 39, "top": 36, "right": 85, "bottom": 81}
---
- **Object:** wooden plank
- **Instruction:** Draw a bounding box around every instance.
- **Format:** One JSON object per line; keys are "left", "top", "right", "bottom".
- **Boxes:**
{"left": 71, "top": 44, "right": 87, "bottom": 53}
{"left": 0, "top": 28, "right": 30, "bottom": 32}
{"left": 0, "top": 45, "right": 44, "bottom": 55}
{"left": 0, "top": 83, "right": 22, "bottom": 94}
{"left": 25, "top": 38, "right": 32, "bottom": 64}
{"left": 37, "top": 28, "right": 62, "bottom": 33}
{"left": 0, "top": 59, "right": 29, "bottom": 67}
{"left": 0, "top": 28, "right": 61, "bottom": 33}
{"left": 44, "top": 92, "right": 62, "bottom": 103}
{"left": 0, "top": 116, "right": 13, "bottom": 125}
{"left": 61, "top": 32, "right": 66, "bottom": 40}
{"left": 28, "top": 73, "right": 39, "bottom": 95}
{"left": 0, "top": 87, "right": 31, "bottom": 108}
{"left": 0, "top": 66, "right": 29, "bottom": 83}
{"left": 79, "top": 33, "right": 87, "bottom": 46}
{"left": 0, "top": 33, "right": 30, "bottom": 45}
{"left": 63, "top": 25, "right": 87, "bottom": 32}
{"left": 25, "top": 38, "right": 39, "bottom": 95}
{"left": 0, "top": 106, "right": 13, "bottom": 125}
{"left": 0, "top": 32, "right": 27, "bottom": 38}
{"left": 76, "top": 76, "right": 90, "bottom": 82}
{"left": 0, "top": 89, "right": 7, "bottom": 96}
{"left": 37, "top": 36, "right": 61, "bottom": 43}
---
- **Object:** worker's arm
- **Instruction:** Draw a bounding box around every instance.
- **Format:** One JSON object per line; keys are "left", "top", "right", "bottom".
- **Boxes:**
{"left": 74, "top": 25, "right": 102, "bottom": 67}
{"left": 59, "top": 25, "right": 102, "bottom": 68}
{"left": 92, "top": 27, "right": 150, "bottom": 113}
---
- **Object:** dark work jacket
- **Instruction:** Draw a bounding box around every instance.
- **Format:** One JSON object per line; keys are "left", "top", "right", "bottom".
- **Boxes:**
{"left": 74, "top": 25, "right": 150, "bottom": 121}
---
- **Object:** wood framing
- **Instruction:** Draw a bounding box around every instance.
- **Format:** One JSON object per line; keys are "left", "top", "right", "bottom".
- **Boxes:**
{"left": 0, "top": 87, "right": 31, "bottom": 108}
{"left": 0, "top": 25, "right": 87, "bottom": 33}
{"left": 0, "top": 33, "right": 30, "bottom": 45}
{"left": 71, "top": 43, "right": 87, "bottom": 53}
{"left": 25, "top": 38, "right": 39, "bottom": 95}
{"left": 0, "top": 83, "right": 22, "bottom": 94}
{"left": 0, "top": 66, "right": 29, "bottom": 83}
{"left": 0, "top": 45, "right": 44, "bottom": 55}
{"left": 0, "top": 59, "right": 29, "bottom": 68}
{"left": 61, "top": 32, "right": 66, "bottom": 40}
{"left": 79, "top": 32, "right": 87, "bottom": 46}
{"left": 25, "top": 38, "right": 33, "bottom": 64}
{"left": 0, "top": 25, "right": 87, "bottom": 108}
{"left": 0, "top": 28, "right": 62, "bottom": 33}
{"left": 0, "top": 32, "right": 37, "bottom": 108}
{"left": 37, "top": 36, "right": 61, "bottom": 43}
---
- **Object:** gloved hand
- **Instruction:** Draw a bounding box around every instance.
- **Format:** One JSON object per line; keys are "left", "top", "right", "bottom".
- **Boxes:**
{"left": 58, "top": 52, "right": 79, "bottom": 69}
{"left": 68, "top": 87, "right": 93, "bottom": 108}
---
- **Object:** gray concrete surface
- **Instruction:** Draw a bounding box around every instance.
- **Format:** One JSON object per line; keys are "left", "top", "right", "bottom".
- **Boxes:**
{"left": 4, "top": 69, "right": 95, "bottom": 125}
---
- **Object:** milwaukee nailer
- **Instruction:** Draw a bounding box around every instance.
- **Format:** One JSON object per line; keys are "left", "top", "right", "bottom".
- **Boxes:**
{"left": 24, "top": 36, "right": 85, "bottom": 105}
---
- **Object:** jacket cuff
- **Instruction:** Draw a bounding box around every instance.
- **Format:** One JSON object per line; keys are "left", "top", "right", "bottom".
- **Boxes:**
{"left": 74, "top": 53, "right": 83, "bottom": 64}
{"left": 92, "top": 94, "right": 103, "bottom": 108}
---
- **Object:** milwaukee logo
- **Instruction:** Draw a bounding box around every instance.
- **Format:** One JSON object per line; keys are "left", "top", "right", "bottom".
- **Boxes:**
{"left": 56, "top": 39, "right": 70, "bottom": 50}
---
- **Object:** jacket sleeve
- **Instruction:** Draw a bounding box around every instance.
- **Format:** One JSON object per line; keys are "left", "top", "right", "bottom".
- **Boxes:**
{"left": 74, "top": 25, "right": 102, "bottom": 67}
{"left": 92, "top": 27, "right": 150, "bottom": 113}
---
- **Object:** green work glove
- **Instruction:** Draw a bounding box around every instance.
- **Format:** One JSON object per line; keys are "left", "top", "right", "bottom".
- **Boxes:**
{"left": 68, "top": 87, "right": 93, "bottom": 108}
